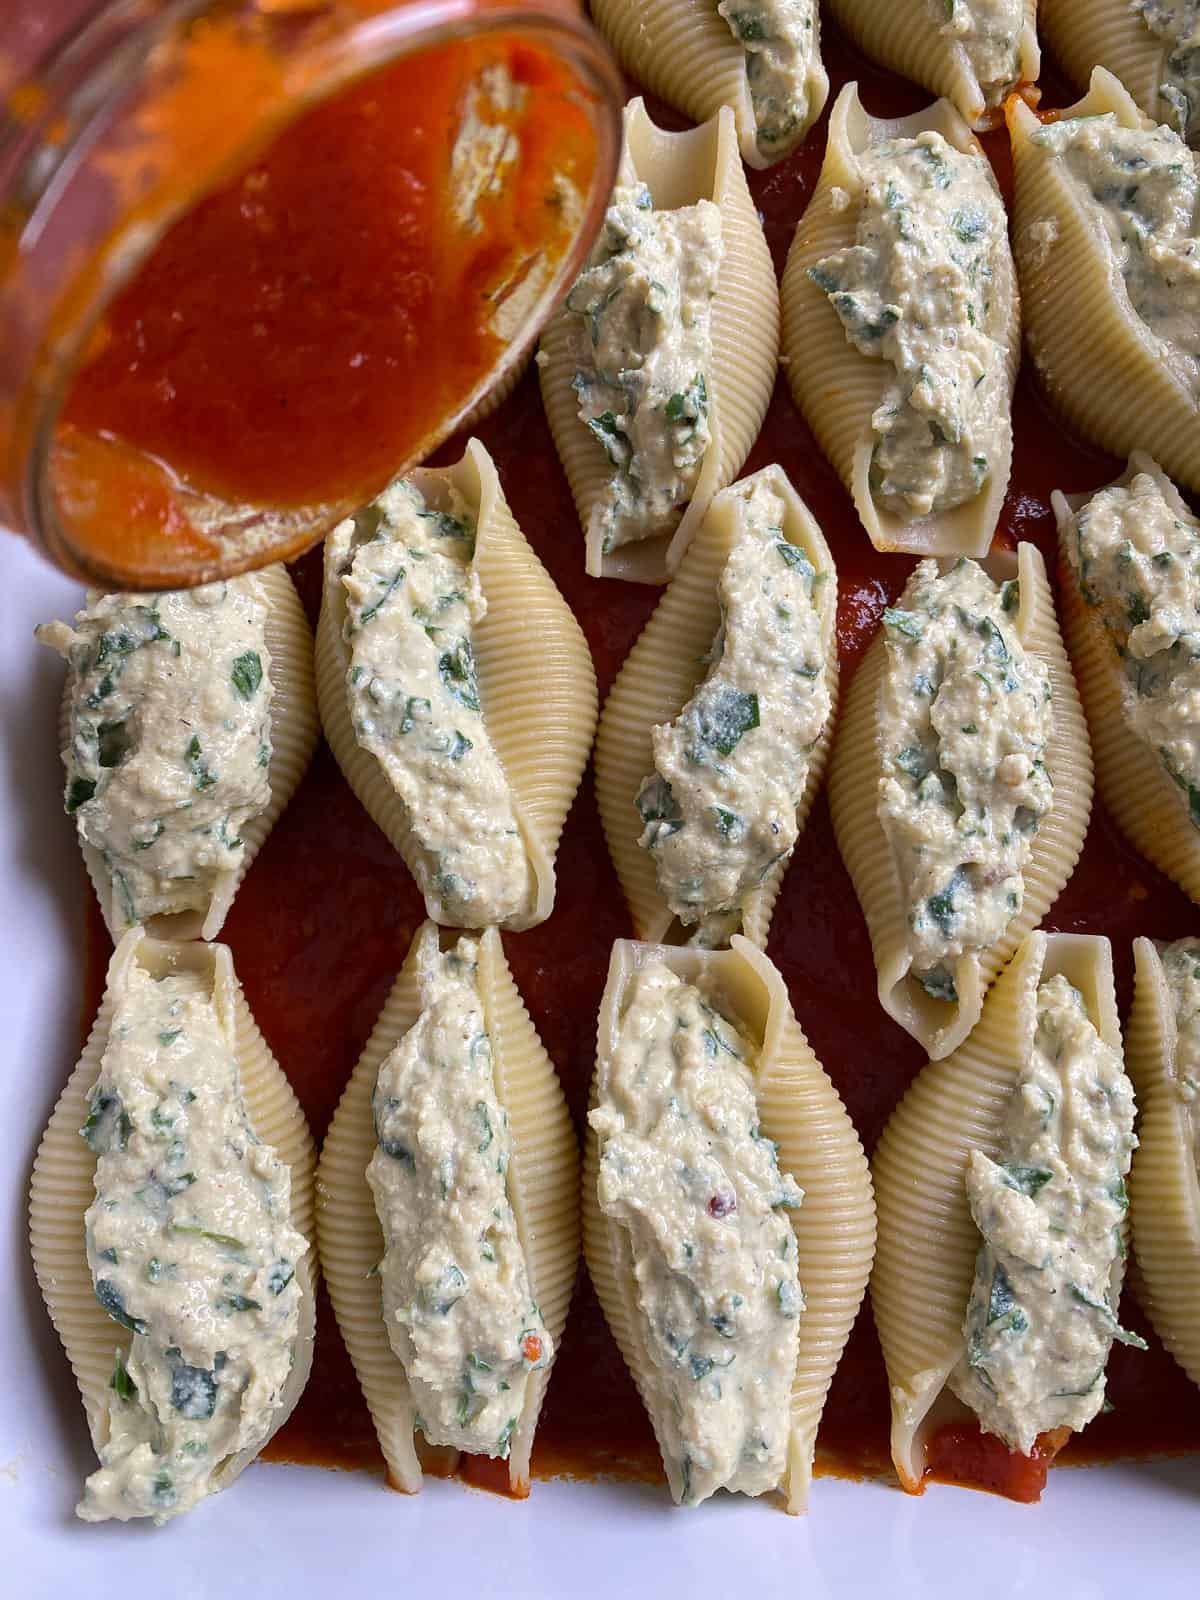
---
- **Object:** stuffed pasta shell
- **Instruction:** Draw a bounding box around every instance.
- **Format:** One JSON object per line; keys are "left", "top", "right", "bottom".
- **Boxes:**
{"left": 872, "top": 931, "right": 1141, "bottom": 1495}
{"left": 829, "top": 545, "right": 1091, "bottom": 1060}
{"left": 583, "top": 938, "right": 875, "bottom": 1511}
{"left": 824, "top": 0, "right": 1039, "bottom": 130}
{"left": 1010, "top": 69, "right": 1200, "bottom": 495}
{"left": 1041, "top": 0, "right": 1200, "bottom": 147}
{"left": 316, "top": 437, "right": 596, "bottom": 931}
{"left": 316, "top": 922, "right": 578, "bottom": 1494}
{"left": 1054, "top": 457, "right": 1200, "bottom": 904}
{"left": 780, "top": 84, "right": 1020, "bottom": 558}
{"left": 594, "top": 465, "right": 837, "bottom": 949}
{"left": 36, "top": 565, "right": 316, "bottom": 943}
{"left": 590, "top": 0, "right": 829, "bottom": 169}
{"left": 538, "top": 98, "right": 778, "bottom": 583}
{"left": 1125, "top": 937, "right": 1200, "bottom": 1390}
{"left": 28, "top": 930, "right": 317, "bottom": 1524}
{"left": 460, "top": 344, "right": 534, "bottom": 429}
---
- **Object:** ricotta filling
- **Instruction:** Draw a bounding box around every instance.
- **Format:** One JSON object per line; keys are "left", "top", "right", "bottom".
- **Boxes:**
{"left": 331, "top": 479, "right": 531, "bottom": 928}
{"left": 1135, "top": 1, "right": 1200, "bottom": 145}
{"left": 937, "top": 0, "right": 1025, "bottom": 106}
{"left": 589, "top": 963, "right": 803, "bottom": 1505}
{"left": 1031, "top": 114, "right": 1200, "bottom": 396}
{"left": 636, "top": 476, "right": 831, "bottom": 943}
{"left": 809, "top": 132, "right": 1007, "bottom": 519}
{"left": 79, "top": 963, "right": 306, "bottom": 1523}
{"left": 950, "top": 975, "right": 1142, "bottom": 1456}
{"left": 716, "top": 0, "right": 820, "bottom": 159}
{"left": 1158, "top": 938, "right": 1200, "bottom": 1172}
{"left": 1063, "top": 470, "right": 1200, "bottom": 830}
{"left": 366, "top": 932, "right": 551, "bottom": 1457}
{"left": 564, "top": 181, "right": 722, "bottom": 556}
{"left": 450, "top": 65, "right": 524, "bottom": 234}
{"left": 37, "top": 580, "right": 274, "bottom": 931}
{"left": 878, "top": 558, "right": 1053, "bottom": 1001}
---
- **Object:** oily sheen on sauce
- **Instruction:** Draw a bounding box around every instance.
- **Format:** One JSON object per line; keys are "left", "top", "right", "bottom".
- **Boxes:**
{"left": 77, "top": 22, "right": 1200, "bottom": 1503}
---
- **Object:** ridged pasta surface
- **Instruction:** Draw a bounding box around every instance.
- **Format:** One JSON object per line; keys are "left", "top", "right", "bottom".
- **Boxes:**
{"left": 583, "top": 937, "right": 873, "bottom": 1512}
{"left": 593, "top": 465, "right": 839, "bottom": 947}
{"left": 538, "top": 99, "right": 778, "bottom": 583}
{"left": 824, "top": 0, "right": 1039, "bottom": 128}
{"left": 314, "top": 941, "right": 425, "bottom": 1493}
{"left": 1040, "top": 0, "right": 1166, "bottom": 121}
{"left": 870, "top": 932, "right": 1123, "bottom": 1490}
{"left": 1054, "top": 463, "right": 1200, "bottom": 906}
{"left": 460, "top": 343, "right": 534, "bottom": 430}
{"left": 781, "top": 84, "right": 1019, "bottom": 557}
{"left": 1125, "top": 939, "right": 1200, "bottom": 1389}
{"left": 1009, "top": 71, "right": 1200, "bottom": 494}
{"left": 754, "top": 981, "right": 875, "bottom": 1510}
{"left": 827, "top": 543, "right": 1092, "bottom": 1059}
{"left": 28, "top": 933, "right": 317, "bottom": 1498}
{"left": 66, "top": 562, "right": 317, "bottom": 944}
{"left": 314, "top": 923, "right": 579, "bottom": 1494}
{"left": 590, "top": 0, "right": 828, "bottom": 169}
{"left": 315, "top": 437, "right": 596, "bottom": 930}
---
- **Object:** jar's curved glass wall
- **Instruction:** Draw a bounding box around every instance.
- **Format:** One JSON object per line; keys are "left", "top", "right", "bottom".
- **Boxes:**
{"left": 0, "top": 0, "right": 622, "bottom": 588}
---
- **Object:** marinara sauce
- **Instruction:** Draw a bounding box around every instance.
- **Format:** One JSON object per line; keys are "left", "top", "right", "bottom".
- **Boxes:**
{"left": 77, "top": 19, "right": 1200, "bottom": 1507}
{"left": 52, "top": 32, "right": 599, "bottom": 583}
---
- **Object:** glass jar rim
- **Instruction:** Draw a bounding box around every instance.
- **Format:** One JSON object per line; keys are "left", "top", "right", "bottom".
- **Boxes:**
{"left": 3, "top": 0, "right": 623, "bottom": 587}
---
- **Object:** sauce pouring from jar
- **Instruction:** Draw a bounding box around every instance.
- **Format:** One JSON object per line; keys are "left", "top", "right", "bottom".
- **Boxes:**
{"left": 0, "top": 1, "right": 621, "bottom": 589}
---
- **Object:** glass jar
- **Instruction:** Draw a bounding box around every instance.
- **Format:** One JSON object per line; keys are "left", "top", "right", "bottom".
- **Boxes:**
{"left": 0, "top": 0, "right": 622, "bottom": 588}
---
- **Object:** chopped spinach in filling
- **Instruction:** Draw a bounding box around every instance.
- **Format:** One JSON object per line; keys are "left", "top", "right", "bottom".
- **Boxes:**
{"left": 809, "top": 131, "right": 1008, "bottom": 519}
{"left": 1135, "top": 1, "right": 1200, "bottom": 145}
{"left": 36, "top": 580, "right": 274, "bottom": 930}
{"left": 878, "top": 558, "right": 1053, "bottom": 1000}
{"left": 1031, "top": 114, "right": 1200, "bottom": 395}
{"left": 716, "top": 0, "right": 820, "bottom": 158}
{"left": 589, "top": 963, "right": 803, "bottom": 1505}
{"left": 366, "top": 929, "right": 551, "bottom": 1457}
{"left": 636, "top": 476, "right": 831, "bottom": 942}
{"left": 1157, "top": 938, "right": 1200, "bottom": 1173}
{"left": 332, "top": 478, "right": 531, "bottom": 928}
{"left": 1063, "top": 468, "right": 1200, "bottom": 832}
{"left": 561, "top": 181, "right": 722, "bottom": 559}
{"left": 936, "top": 0, "right": 1025, "bottom": 106}
{"left": 79, "top": 962, "right": 306, "bottom": 1523}
{"left": 950, "top": 975, "right": 1141, "bottom": 1455}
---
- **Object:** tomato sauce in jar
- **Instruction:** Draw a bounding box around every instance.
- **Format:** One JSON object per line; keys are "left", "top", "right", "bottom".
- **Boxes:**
{"left": 1, "top": 1, "right": 619, "bottom": 588}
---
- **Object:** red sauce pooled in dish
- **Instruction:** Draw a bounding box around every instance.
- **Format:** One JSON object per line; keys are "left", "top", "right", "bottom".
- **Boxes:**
{"left": 77, "top": 22, "right": 1200, "bottom": 1505}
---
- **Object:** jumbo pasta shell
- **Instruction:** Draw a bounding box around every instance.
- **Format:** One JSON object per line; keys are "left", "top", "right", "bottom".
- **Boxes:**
{"left": 28, "top": 931, "right": 317, "bottom": 1501}
{"left": 870, "top": 931, "right": 1126, "bottom": 1492}
{"left": 460, "top": 344, "right": 535, "bottom": 429}
{"left": 828, "top": 543, "right": 1091, "bottom": 1060}
{"left": 1040, "top": 0, "right": 1172, "bottom": 129}
{"left": 315, "top": 922, "right": 580, "bottom": 1495}
{"left": 780, "top": 83, "right": 1020, "bottom": 558}
{"left": 63, "top": 564, "right": 317, "bottom": 944}
{"left": 1054, "top": 456, "right": 1200, "bottom": 905}
{"left": 590, "top": 0, "right": 829, "bottom": 169}
{"left": 1009, "top": 69, "right": 1200, "bottom": 495}
{"left": 824, "top": 0, "right": 1039, "bottom": 129}
{"left": 315, "top": 437, "right": 597, "bottom": 931}
{"left": 582, "top": 937, "right": 875, "bottom": 1511}
{"left": 538, "top": 98, "right": 779, "bottom": 583}
{"left": 594, "top": 464, "right": 839, "bottom": 947}
{"left": 1126, "top": 938, "right": 1200, "bottom": 1390}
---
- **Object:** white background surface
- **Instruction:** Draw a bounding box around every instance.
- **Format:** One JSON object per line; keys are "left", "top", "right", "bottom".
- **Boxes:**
{"left": 2, "top": 534, "right": 1197, "bottom": 1597}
